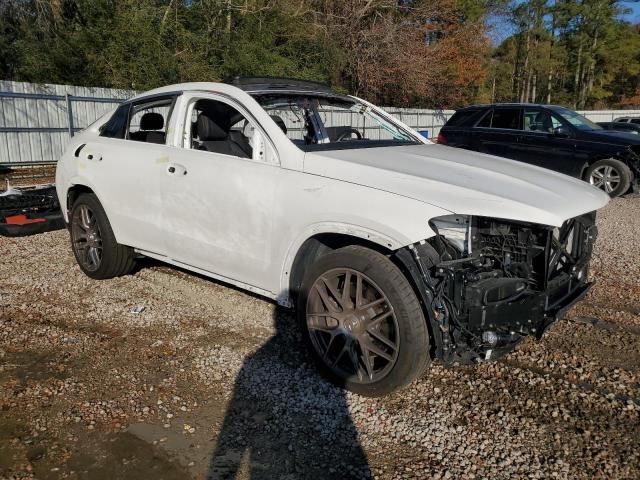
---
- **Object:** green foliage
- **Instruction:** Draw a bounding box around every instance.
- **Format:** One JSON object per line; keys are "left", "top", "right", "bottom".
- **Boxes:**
{"left": 4, "top": 0, "right": 635, "bottom": 107}
{"left": 488, "top": 0, "right": 640, "bottom": 108}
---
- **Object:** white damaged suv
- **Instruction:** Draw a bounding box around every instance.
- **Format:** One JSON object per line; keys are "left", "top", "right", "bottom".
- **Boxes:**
{"left": 56, "top": 78, "right": 609, "bottom": 396}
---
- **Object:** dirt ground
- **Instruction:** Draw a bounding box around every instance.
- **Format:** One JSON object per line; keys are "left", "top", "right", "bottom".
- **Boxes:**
{"left": 1, "top": 197, "right": 639, "bottom": 480}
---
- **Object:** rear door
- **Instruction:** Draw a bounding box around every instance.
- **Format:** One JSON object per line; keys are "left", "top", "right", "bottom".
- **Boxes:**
{"left": 80, "top": 95, "right": 179, "bottom": 255}
{"left": 471, "top": 107, "right": 522, "bottom": 159}
{"left": 439, "top": 108, "right": 483, "bottom": 147}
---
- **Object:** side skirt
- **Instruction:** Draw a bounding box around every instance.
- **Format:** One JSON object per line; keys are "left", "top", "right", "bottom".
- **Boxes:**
{"left": 133, "top": 248, "right": 280, "bottom": 302}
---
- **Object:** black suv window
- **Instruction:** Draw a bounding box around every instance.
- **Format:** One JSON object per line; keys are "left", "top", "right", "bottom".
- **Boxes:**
{"left": 446, "top": 109, "right": 481, "bottom": 127}
{"left": 100, "top": 104, "right": 130, "bottom": 139}
{"left": 476, "top": 110, "right": 492, "bottom": 127}
{"left": 523, "top": 108, "right": 562, "bottom": 133}
{"left": 490, "top": 108, "right": 521, "bottom": 130}
{"left": 632, "top": 119, "right": 640, "bottom": 125}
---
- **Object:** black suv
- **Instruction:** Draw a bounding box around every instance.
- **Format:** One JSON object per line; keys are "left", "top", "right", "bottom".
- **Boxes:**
{"left": 439, "top": 104, "right": 640, "bottom": 197}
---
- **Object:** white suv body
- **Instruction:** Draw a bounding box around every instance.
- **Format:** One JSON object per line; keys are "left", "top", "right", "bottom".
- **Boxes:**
{"left": 56, "top": 80, "right": 609, "bottom": 395}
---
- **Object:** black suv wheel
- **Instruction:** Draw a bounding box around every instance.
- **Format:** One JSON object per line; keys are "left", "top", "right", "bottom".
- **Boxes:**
{"left": 585, "top": 158, "right": 631, "bottom": 197}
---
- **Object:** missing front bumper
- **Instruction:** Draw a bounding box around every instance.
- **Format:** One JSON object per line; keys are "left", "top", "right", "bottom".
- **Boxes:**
{"left": 396, "top": 212, "right": 598, "bottom": 365}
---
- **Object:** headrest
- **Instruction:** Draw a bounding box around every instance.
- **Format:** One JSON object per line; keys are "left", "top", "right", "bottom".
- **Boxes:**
{"left": 140, "top": 112, "right": 164, "bottom": 131}
{"left": 534, "top": 112, "right": 548, "bottom": 123}
{"left": 269, "top": 115, "right": 287, "bottom": 134}
{"left": 197, "top": 115, "right": 227, "bottom": 141}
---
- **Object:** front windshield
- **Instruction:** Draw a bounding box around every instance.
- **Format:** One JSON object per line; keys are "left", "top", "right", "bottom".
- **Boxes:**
{"left": 554, "top": 107, "right": 603, "bottom": 131}
{"left": 251, "top": 93, "right": 421, "bottom": 151}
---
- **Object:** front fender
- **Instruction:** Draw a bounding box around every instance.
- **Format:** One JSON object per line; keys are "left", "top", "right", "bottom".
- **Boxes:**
{"left": 278, "top": 213, "right": 446, "bottom": 304}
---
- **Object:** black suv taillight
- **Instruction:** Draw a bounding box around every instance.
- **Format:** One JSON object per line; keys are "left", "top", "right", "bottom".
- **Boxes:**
{"left": 437, "top": 132, "right": 447, "bottom": 144}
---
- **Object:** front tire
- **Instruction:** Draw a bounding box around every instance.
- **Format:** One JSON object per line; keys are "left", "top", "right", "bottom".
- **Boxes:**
{"left": 585, "top": 158, "right": 632, "bottom": 197}
{"left": 297, "top": 245, "right": 430, "bottom": 397}
{"left": 69, "top": 193, "right": 136, "bottom": 279}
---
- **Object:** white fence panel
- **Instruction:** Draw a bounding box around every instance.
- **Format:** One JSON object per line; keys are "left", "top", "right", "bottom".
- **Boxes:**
{"left": 1, "top": 80, "right": 639, "bottom": 163}
{"left": 0, "top": 80, "right": 134, "bottom": 163}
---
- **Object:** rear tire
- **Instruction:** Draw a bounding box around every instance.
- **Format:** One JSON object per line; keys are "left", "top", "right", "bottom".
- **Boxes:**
{"left": 69, "top": 193, "right": 136, "bottom": 279}
{"left": 297, "top": 245, "right": 430, "bottom": 397}
{"left": 585, "top": 158, "right": 631, "bottom": 197}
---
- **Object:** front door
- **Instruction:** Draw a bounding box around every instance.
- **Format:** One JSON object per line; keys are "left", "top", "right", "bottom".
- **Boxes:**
{"left": 514, "top": 108, "right": 576, "bottom": 174}
{"left": 160, "top": 94, "right": 280, "bottom": 291}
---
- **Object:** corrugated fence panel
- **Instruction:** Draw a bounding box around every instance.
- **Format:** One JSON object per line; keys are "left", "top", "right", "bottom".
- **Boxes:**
{"left": 0, "top": 80, "right": 134, "bottom": 163}
{"left": 1, "top": 80, "right": 640, "bottom": 163}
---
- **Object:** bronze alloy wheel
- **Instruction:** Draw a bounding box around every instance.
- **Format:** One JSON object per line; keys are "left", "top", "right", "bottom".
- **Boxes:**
{"left": 306, "top": 268, "right": 400, "bottom": 384}
{"left": 71, "top": 204, "right": 103, "bottom": 272}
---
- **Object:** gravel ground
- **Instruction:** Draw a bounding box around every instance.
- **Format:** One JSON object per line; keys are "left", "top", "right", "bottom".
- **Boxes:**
{"left": 1, "top": 197, "right": 639, "bottom": 480}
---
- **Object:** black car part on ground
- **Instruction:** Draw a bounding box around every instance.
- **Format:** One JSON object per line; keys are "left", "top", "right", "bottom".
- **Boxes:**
{"left": 395, "top": 213, "right": 597, "bottom": 364}
{"left": 0, "top": 185, "right": 65, "bottom": 237}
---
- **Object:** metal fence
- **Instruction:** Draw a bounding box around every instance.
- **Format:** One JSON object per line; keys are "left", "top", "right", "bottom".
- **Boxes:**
{"left": 0, "top": 80, "right": 134, "bottom": 164}
{"left": 1, "top": 80, "right": 640, "bottom": 164}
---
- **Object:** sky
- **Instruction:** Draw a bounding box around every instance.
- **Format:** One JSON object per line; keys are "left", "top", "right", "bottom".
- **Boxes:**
{"left": 488, "top": 0, "right": 640, "bottom": 45}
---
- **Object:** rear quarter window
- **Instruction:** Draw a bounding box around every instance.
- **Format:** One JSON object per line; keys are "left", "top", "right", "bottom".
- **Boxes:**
{"left": 490, "top": 109, "right": 521, "bottom": 130}
{"left": 445, "top": 109, "right": 482, "bottom": 127}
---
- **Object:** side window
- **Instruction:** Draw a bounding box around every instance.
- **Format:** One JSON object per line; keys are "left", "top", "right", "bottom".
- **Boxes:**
{"left": 100, "top": 104, "right": 130, "bottom": 139}
{"left": 632, "top": 119, "right": 640, "bottom": 124}
{"left": 446, "top": 109, "right": 480, "bottom": 127}
{"left": 261, "top": 106, "right": 307, "bottom": 144}
{"left": 188, "top": 98, "right": 276, "bottom": 164}
{"left": 475, "top": 110, "right": 492, "bottom": 128}
{"left": 490, "top": 109, "right": 521, "bottom": 130}
{"left": 523, "top": 109, "right": 561, "bottom": 133}
{"left": 126, "top": 98, "right": 174, "bottom": 144}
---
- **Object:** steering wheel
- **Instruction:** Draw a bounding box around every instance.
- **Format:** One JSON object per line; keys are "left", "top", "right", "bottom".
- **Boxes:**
{"left": 336, "top": 128, "right": 363, "bottom": 142}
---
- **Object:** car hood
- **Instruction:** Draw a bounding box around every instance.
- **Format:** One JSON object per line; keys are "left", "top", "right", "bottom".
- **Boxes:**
{"left": 577, "top": 129, "right": 640, "bottom": 144}
{"left": 304, "top": 144, "right": 609, "bottom": 227}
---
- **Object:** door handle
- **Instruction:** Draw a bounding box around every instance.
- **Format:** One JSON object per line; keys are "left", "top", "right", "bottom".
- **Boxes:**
{"left": 167, "top": 163, "right": 188, "bottom": 176}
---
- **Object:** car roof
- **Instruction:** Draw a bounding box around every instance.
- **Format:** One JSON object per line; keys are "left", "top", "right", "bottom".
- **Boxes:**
{"left": 127, "top": 79, "right": 337, "bottom": 104}
{"left": 456, "top": 103, "right": 569, "bottom": 111}
{"left": 224, "top": 76, "right": 335, "bottom": 94}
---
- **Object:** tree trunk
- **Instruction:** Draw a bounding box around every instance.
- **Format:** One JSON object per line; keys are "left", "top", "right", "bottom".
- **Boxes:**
{"left": 547, "top": 12, "right": 556, "bottom": 104}
{"left": 585, "top": 27, "right": 599, "bottom": 107}
{"left": 520, "top": 29, "right": 531, "bottom": 103}
{"left": 573, "top": 40, "right": 583, "bottom": 108}
{"left": 531, "top": 72, "right": 537, "bottom": 103}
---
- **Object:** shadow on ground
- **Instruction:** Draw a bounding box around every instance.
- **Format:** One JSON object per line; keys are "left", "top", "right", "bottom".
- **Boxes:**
{"left": 207, "top": 308, "right": 371, "bottom": 479}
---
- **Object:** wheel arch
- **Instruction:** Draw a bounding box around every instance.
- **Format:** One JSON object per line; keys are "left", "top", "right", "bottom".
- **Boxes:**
{"left": 67, "top": 184, "right": 95, "bottom": 213}
{"left": 64, "top": 180, "right": 114, "bottom": 234}
{"left": 581, "top": 153, "right": 633, "bottom": 180}
{"left": 283, "top": 229, "right": 399, "bottom": 307}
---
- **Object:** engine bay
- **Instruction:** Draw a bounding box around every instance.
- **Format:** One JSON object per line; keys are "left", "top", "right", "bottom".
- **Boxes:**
{"left": 401, "top": 213, "right": 598, "bottom": 364}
